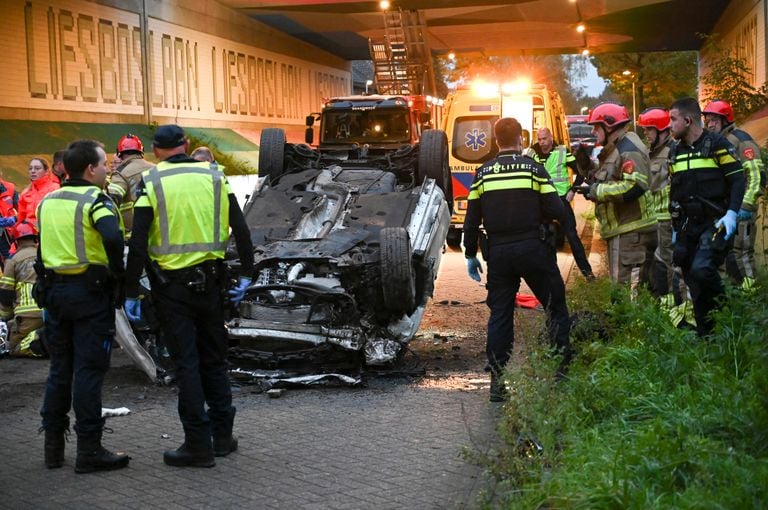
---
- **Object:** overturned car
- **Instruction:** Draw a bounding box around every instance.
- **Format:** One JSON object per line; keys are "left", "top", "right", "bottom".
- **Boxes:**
{"left": 226, "top": 111, "right": 452, "bottom": 376}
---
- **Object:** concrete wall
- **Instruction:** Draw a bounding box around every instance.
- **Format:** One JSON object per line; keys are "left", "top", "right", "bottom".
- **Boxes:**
{"left": 699, "top": 0, "right": 766, "bottom": 96}
{"left": 0, "top": 0, "right": 352, "bottom": 130}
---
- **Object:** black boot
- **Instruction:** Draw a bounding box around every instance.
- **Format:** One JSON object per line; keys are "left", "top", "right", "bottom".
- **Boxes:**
{"left": 163, "top": 443, "right": 215, "bottom": 468}
{"left": 44, "top": 428, "right": 67, "bottom": 469}
{"left": 213, "top": 407, "right": 238, "bottom": 457}
{"left": 75, "top": 432, "right": 130, "bottom": 474}
{"left": 489, "top": 372, "right": 508, "bottom": 402}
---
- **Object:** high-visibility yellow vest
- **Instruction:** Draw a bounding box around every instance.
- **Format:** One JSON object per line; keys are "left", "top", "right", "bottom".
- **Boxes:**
{"left": 37, "top": 186, "right": 123, "bottom": 274}
{"left": 136, "top": 161, "right": 230, "bottom": 270}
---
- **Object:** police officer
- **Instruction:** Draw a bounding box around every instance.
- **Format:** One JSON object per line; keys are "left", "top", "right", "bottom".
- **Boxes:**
{"left": 123, "top": 125, "right": 254, "bottom": 467}
{"left": 463, "top": 118, "right": 570, "bottom": 401}
{"left": 703, "top": 99, "right": 764, "bottom": 289}
{"left": 668, "top": 97, "right": 745, "bottom": 337}
{"left": 37, "top": 139, "right": 129, "bottom": 473}
{"left": 580, "top": 102, "right": 657, "bottom": 290}
{"left": 637, "top": 107, "right": 676, "bottom": 296}
{"left": 106, "top": 134, "right": 153, "bottom": 231}
{"left": 526, "top": 127, "right": 594, "bottom": 278}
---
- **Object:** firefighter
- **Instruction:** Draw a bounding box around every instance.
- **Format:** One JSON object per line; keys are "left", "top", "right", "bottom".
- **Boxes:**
{"left": 123, "top": 125, "right": 254, "bottom": 467}
{"left": 37, "top": 139, "right": 129, "bottom": 472}
{"left": 0, "top": 173, "right": 20, "bottom": 265}
{"left": 703, "top": 99, "right": 764, "bottom": 289}
{"left": 0, "top": 221, "right": 45, "bottom": 357}
{"left": 107, "top": 134, "right": 153, "bottom": 231}
{"left": 668, "top": 97, "right": 745, "bottom": 337}
{"left": 463, "top": 118, "right": 570, "bottom": 401}
{"left": 578, "top": 102, "right": 657, "bottom": 290}
{"left": 525, "top": 127, "right": 594, "bottom": 278}
{"left": 637, "top": 107, "right": 676, "bottom": 296}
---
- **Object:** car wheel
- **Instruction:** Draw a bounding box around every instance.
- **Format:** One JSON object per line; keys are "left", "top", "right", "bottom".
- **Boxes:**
{"left": 446, "top": 228, "right": 462, "bottom": 249}
{"left": 418, "top": 130, "right": 454, "bottom": 211}
{"left": 380, "top": 227, "right": 416, "bottom": 313}
{"left": 258, "top": 128, "right": 286, "bottom": 182}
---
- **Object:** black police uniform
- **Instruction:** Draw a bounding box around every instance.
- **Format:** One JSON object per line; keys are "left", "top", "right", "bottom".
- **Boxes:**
{"left": 125, "top": 153, "right": 254, "bottom": 464}
{"left": 463, "top": 150, "right": 570, "bottom": 374}
{"left": 38, "top": 179, "right": 128, "bottom": 471}
{"left": 669, "top": 131, "right": 745, "bottom": 336}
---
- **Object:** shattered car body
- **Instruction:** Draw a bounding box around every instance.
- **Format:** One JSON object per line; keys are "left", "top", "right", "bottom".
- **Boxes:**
{"left": 226, "top": 120, "right": 452, "bottom": 376}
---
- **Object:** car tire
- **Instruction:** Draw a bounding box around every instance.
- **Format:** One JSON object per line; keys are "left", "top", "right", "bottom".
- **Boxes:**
{"left": 259, "top": 128, "right": 286, "bottom": 181}
{"left": 380, "top": 227, "right": 416, "bottom": 313}
{"left": 418, "top": 130, "right": 454, "bottom": 211}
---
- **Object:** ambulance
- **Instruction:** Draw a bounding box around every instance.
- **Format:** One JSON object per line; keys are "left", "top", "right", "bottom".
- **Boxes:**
{"left": 441, "top": 81, "right": 570, "bottom": 247}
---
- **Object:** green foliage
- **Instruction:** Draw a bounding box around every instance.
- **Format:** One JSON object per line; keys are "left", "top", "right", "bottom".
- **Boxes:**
{"left": 185, "top": 132, "right": 256, "bottom": 175}
{"left": 590, "top": 52, "right": 698, "bottom": 112}
{"left": 476, "top": 276, "right": 768, "bottom": 509}
{"left": 700, "top": 35, "right": 768, "bottom": 121}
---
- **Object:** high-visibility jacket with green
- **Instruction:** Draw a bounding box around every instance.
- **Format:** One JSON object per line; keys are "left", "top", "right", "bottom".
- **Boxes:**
{"left": 648, "top": 137, "right": 673, "bottom": 221}
{"left": 591, "top": 131, "right": 657, "bottom": 239}
{"left": 37, "top": 185, "right": 124, "bottom": 274}
{"left": 135, "top": 160, "right": 230, "bottom": 270}
{"left": 668, "top": 130, "right": 745, "bottom": 218}
{"left": 722, "top": 123, "right": 764, "bottom": 211}
{"left": 525, "top": 145, "right": 575, "bottom": 196}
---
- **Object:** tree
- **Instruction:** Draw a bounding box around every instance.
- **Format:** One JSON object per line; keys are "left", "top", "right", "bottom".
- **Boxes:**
{"left": 590, "top": 52, "right": 698, "bottom": 112}
{"left": 699, "top": 34, "right": 768, "bottom": 121}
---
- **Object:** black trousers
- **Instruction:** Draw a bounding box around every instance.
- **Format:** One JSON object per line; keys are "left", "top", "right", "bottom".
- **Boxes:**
{"left": 41, "top": 279, "right": 114, "bottom": 436}
{"left": 675, "top": 222, "right": 732, "bottom": 336}
{"left": 485, "top": 239, "right": 570, "bottom": 372}
{"left": 560, "top": 196, "right": 592, "bottom": 275}
{"left": 151, "top": 270, "right": 234, "bottom": 449}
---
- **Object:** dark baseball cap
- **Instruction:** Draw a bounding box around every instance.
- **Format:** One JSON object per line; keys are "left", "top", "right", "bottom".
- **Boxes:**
{"left": 152, "top": 124, "right": 186, "bottom": 149}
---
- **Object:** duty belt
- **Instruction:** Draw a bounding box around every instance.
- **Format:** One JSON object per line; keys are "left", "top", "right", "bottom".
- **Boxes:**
{"left": 488, "top": 231, "right": 539, "bottom": 246}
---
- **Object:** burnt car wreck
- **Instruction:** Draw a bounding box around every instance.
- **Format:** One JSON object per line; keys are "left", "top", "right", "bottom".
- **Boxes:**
{"left": 226, "top": 118, "right": 452, "bottom": 380}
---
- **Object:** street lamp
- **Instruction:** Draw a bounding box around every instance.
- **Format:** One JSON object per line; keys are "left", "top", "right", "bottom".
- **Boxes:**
{"left": 365, "top": 79, "right": 373, "bottom": 95}
{"left": 622, "top": 70, "right": 637, "bottom": 131}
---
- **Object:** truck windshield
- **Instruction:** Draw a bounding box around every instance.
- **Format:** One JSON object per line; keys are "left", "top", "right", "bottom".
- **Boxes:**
{"left": 321, "top": 109, "right": 411, "bottom": 144}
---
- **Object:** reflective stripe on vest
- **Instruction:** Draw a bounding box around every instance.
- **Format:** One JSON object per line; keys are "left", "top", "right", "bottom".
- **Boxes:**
{"left": 142, "top": 162, "right": 227, "bottom": 259}
{"left": 38, "top": 187, "right": 110, "bottom": 272}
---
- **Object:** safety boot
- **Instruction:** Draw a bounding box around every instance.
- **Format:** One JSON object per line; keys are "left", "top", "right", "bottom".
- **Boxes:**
{"left": 489, "top": 372, "right": 508, "bottom": 402}
{"left": 212, "top": 407, "right": 238, "bottom": 457}
{"left": 74, "top": 432, "right": 130, "bottom": 474}
{"left": 44, "top": 428, "right": 67, "bottom": 469}
{"left": 163, "top": 443, "right": 216, "bottom": 468}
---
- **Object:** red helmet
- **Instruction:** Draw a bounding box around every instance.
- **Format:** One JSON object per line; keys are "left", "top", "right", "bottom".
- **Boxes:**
{"left": 637, "top": 107, "right": 670, "bottom": 131}
{"left": 13, "top": 221, "right": 37, "bottom": 240}
{"left": 587, "top": 102, "right": 630, "bottom": 128}
{"left": 116, "top": 134, "right": 144, "bottom": 155}
{"left": 703, "top": 99, "right": 735, "bottom": 123}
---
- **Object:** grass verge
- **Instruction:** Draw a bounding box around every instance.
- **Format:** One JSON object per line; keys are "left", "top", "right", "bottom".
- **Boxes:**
{"left": 476, "top": 275, "right": 768, "bottom": 509}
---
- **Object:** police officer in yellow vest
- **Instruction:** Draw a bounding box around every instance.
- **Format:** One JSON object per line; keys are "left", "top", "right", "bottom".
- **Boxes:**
{"left": 579, "top": 102, "right": 658, "bottom": 289}
{"left": 37, "top": 139, "right": 130, "bottom": 473}
{"left": 123, "top": 125, "right": 254, "bottom": 468}
{"left": 526, "top": 127, "right": 594, "bottom": 278}
{"left": 703, "top": 99, "right": 764, "bottom": 289}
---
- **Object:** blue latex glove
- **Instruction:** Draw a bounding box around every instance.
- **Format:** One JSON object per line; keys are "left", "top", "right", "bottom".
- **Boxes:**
{"left": 228, "top": 277, "right": 252, "bottom": 305}
{"left": 0, "top": 216, "right": 16, "bottom": 228}
{"left": 737, "top": 208, "right": 753, "bottom": 222}
{"left": 124, "top": 298, "right": 142, "bottom": 322}
{"left": 715, "top": 210, "right": 738, "bottom": 240}
{"left": 466, "top": 256, "right": 483, "bottom": 282}
{"left": 671, "top": 230, "right": 677, "bottom": 245}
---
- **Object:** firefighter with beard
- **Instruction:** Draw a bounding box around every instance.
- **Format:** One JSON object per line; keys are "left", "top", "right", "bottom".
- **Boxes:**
{"left": 577, "top": 102, "right": 657, "bottom": 291}
{"left": 668, "top": 97, "right": 745, "bottom": 337}
{"left": 703, "top": 99, "right": 764, "bottom": 290}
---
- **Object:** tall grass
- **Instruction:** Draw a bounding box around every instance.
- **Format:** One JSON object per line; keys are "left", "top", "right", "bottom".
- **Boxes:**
{"left": 481, "top": 275, "right": 768, "bottom": 509}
